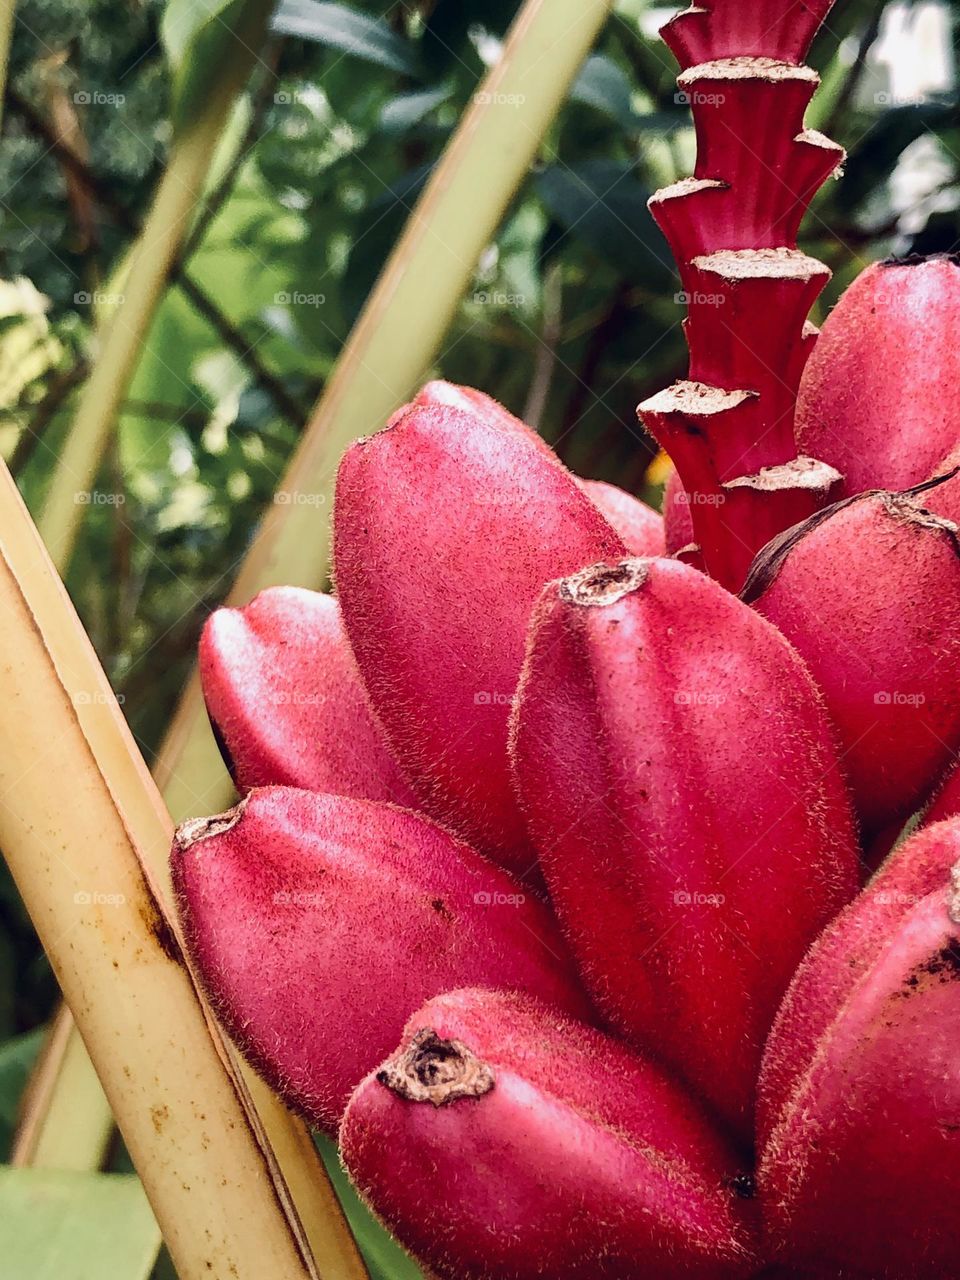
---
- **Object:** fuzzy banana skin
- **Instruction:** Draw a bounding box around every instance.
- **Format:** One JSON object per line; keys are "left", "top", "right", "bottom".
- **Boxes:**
{"left": 341, "top": 988, "right": 757, "bottom": 1280}
{"left": 415, "top": 379, "right": 666, "bottom": 556}
{"left": 200, "top": 586, "right": 415, "bottom": 804}
{"left": 579, "top": 479, "right": 665, "bottom": 557}
{"left": 796, "top": 258, "right": 960, "bottom": 497}
{"left": 333, "top": 400, "right": 624, "bottom": 873}
{"left": 757, "top": 818, "right": 960, "bottom": 1278}
{"left": 171, "top": 788, "right": 589, "bottom": 1133}
{"left": 510, "top": 557, "right": 860, "bottom": 1138}
{"left": 746, "top": 490, "right": 960, "bottom": 834}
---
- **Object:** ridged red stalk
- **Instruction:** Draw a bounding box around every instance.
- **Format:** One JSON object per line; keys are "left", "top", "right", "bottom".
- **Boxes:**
{"left": 639, "top": 3, "right": 844, "bottom": 590}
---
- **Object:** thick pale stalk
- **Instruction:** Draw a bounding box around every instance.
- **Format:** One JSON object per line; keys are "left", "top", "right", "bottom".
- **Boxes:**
{"left": 154, "top": 0, "right": 617, "bottom": 823}
{"left": 36, "top": 1, "right": 272, "bottom": 573}
{"left": 0, "top": 466, "right": 320, "bottom": 1279}
{"left": 0, "top": 462, "right": 367, "bottom": 1278}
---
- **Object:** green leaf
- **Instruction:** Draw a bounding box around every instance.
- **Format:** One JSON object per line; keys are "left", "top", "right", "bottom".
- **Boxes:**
{"left": 316, "top": 1134, "right": 423, "bottom": 1280}
{"left": 569, "top": 54, "right": 637, "bottom": 130}
{"left": 535, "top": 160, "right": 674, "bottom": 284}
{"left": 0, "top": 1029, "right": 43, "bottom": 1159}
{"left": 0, "top": 1168, "right": 157, "bottom": 1280}
{"left": 272, "top": 1, "right": 425, "bottom": 78}
{"left": 379, "top": 86, "right": 452, "bottom": 134}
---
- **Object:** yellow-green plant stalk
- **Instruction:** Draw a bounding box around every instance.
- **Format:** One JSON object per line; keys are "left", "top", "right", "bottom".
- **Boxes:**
{"left": 36, "top": 0, "right": 274, "bottom": 573}
{"left": 0, "top": 0, "right": 15, "bottom": 136}
{"left": 0, "top": 458, "right": 366, "bottom": 1279}
{"left": 155, "top": 0, "right": 618, "bottom": 824}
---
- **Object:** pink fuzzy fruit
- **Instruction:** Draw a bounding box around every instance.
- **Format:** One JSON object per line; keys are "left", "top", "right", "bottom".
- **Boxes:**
{"left": 199, "top": 587, "right": 414, "bottom": 804}
{"left": 663, "top": 466, "right": 697, "bottom": 555}
{"left": 341, "top": 988, "right": 757, "bottom": 1280}
{"left": 510, "top": 557, "right": 859, "bottom": 1137}
{"left": 796, "top": 257, "right": 960, "bottom": 497}
{"left": 580, "top": 479, "right": 665, "bottom": 557}
{"left": 758, "top": 818, "right": 960, "bottom": 1278}
{"left": 923, "top": 757, "right": 960, "bottom": 827}
{"left": 171, "top": 787, "right": 589, "bottom": 1133}
{"left": 333, "top": 401, "right": 624, "bottom": 873}
{"left": 413, "top": 379, "right": 665, "bottom": 554}
{"left": 744, "top": 490, "right": 960, "bottom": 834}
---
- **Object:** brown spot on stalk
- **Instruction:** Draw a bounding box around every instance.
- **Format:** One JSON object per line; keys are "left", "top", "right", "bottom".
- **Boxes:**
{"left": 175, "top": 795, "right": 250, "bottom": 853}
{"left": 560, "top": 559, "right": 648, "bottom": 608}
{"left": 377, "top": 1029, "right": 495, "bottom": 1106}
{"left": 140, "top": 897, "right": 185, "bottom": 966}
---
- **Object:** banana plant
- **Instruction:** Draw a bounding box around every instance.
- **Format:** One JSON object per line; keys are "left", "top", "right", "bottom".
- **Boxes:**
{"left": 169, "top": 3, "right": 960, "bottom": 1277}
{"left": 7, "top": 0, "right": 960, "bottom": 1278}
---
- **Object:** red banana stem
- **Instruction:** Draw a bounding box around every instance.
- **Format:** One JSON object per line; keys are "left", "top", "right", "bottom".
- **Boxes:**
{"left": 639, "top": 3, "right": 845, "bottom": 590}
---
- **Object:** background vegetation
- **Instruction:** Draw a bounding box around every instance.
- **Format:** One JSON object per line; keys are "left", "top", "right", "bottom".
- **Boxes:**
{"left": 0, "top": 0, "right": 958, "bottom": 1271}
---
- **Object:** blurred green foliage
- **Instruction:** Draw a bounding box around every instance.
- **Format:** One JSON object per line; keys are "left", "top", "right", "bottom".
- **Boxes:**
{"left": 0, "top": 0, "right": 958, "bottom": 1204}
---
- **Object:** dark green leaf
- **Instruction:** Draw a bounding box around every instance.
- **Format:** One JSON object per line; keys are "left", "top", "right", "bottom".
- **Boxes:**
{"left": 836, "top": 101, "right": 955, "bottom": 213}
{"left": 535, "top": 161, "right": 674, "bottom": 284}
{"left": 272, "top": 0, "right": 425, "bottom": 78}
{"left": 570, "top": 55, "right": 637, "bottom": 130}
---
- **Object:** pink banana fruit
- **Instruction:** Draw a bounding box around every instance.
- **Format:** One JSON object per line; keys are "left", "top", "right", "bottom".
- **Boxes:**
{"left": 757, "top": 818, "right": 960, "bottom": 1279}
{"left": 663, "top": 466, "right": 696, "bottom": 556}
{"left": 199, "top": 586, "right": 414, "bottom": 804}
{"left": 510, "top": 557, "right": 860, "bottom": 1136}
{"left": 580, "top": 478, "right": 665, "bottom": 557}
{"left": 414, "top": 378, "right": 665, "bottom": 554}
{"left": 171, "top": 787, "right": 588, "bottom": 1133}
{"left": 744, "top": 489, "right": 960, "bottom": 834}
{"left": 796, "top": 257, "right": 960, "bottom": 496}
{"left": 333, "top": 399, "right": 625, "bottom": 872}
{"left": 923, "top": 757, "right": 960, "bottom": 827}
{"left": 341, "top": 987, "right": 757, "bottom": 1280}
